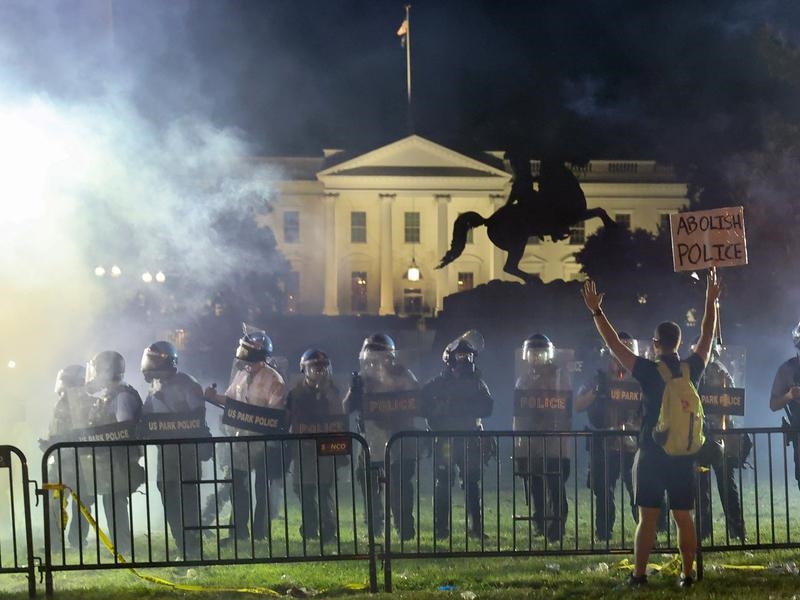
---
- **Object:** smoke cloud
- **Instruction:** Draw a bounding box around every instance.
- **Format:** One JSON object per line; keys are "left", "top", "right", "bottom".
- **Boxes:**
{"left": 0, "top": 2, "right": 284, "bottom": 452}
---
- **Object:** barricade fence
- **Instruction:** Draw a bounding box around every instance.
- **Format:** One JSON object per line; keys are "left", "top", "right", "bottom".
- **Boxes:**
{"left": 0, "top": 446, "right": 36, "bottom": 597}
{"left": 4, "top": 428, "right": 800, "bottom": 595}
{"left": 382, "top": 427, "right": 800, "bottom": 591}
{"left": 40, "top": 433, "right": 378, "bottom": 596}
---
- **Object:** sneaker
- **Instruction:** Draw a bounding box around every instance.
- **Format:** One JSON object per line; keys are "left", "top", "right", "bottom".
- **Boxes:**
{"left": 629, "top": 573, "right": 648, "bottom": 588}
{"left": 679, "top": 573, "right": 694, "bottom": 588}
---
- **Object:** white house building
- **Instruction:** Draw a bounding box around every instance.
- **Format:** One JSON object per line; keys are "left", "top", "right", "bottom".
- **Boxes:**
{"left": 258, "top": 135, "right": 687, "bottom": 317}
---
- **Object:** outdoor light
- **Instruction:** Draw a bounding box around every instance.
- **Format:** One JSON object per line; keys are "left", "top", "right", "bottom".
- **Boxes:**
{"left": 94, "top": 266, "right": 106, "bottom": 277}
{"left": 7, "top": 360, "right": 16, "bottom": 369}
{"left": 142, "top": 271, "right": 153, "bottom": 283}
{"left": 155, "top": 270, "right": 166, "bottom": 283}
{"left": 110, "top": 265, "right": 122, "bottom": 277}
{"left": 637, "top": 293, "right": 647, "bottom": 304}
{"left": 406, "top": 257, "right": 421, "bottom": 282}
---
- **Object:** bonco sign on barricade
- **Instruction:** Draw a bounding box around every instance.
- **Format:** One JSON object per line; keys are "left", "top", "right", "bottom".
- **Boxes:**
{"left": 6, "top": 426, "right": 800, "bottom": 594}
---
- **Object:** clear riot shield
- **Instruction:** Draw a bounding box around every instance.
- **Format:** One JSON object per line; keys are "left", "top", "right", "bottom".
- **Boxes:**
{"left": 513, "top": 347, "right": 575, "bottom": 459}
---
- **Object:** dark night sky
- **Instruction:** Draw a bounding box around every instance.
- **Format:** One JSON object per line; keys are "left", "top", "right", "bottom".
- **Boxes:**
{"left": 2, "top": 1, "right": 800, "bottom": 160}
{"left": 0, "top": 0, "right": 800, "bottom": 159}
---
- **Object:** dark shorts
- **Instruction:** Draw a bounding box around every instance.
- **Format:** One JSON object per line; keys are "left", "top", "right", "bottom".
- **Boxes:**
{"left": 632, "top": 447, "right": 695, "bottom": 510}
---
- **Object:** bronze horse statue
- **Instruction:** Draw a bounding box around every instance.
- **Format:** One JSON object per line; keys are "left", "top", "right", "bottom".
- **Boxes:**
{"left": 436, "top": 157, "right": 616, "bottom": 283}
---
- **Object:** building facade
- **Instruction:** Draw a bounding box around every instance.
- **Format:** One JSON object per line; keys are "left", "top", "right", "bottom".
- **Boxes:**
{"left": 259, "top": 135, "right": 687, "bottom": 317}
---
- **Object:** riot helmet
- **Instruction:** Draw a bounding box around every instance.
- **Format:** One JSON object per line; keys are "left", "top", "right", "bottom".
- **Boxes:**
{"left": 85, "top": 351, "right": 125, "bottom": 393}
{"left": 55, "top": 364, "right": 86, "bottom": 397}
{"left": 141, "top": 340, "right": 178, "bottom": 382}
{"left": 793, "top": 322, "right": 800, "bottom": 351}
{"left": 359, "top": 333, "right": 396, "bottom": 371}
{"left": 618, "top": 331, "right": 639, "bottom": 356}
{"left": 443, "top": 330, "right": 484, "bottom": 376}
{"left": 235, "top": 323, "right": 273, "bottom": 363}
{"left": 522, "top": 333, "right": 554, "bottom": 366}
{"left": 300, "top": 348, "right": 332, "bottom": 388}
{"left": 690, "top": 335, "right": 722, "bottom": 361}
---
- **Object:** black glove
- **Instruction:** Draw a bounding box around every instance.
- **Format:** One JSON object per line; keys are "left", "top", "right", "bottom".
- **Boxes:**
{"left": 349, "top": 371, "right": 364, "bottom": 411}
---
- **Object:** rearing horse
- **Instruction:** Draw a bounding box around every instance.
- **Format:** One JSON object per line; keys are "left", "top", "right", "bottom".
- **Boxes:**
{"left": 436, "top": 158, "right": 616, "bottom": 283}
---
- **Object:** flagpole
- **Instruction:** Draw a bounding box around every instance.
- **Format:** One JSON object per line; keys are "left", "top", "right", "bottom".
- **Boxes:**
{"left": 405, "top": 4, "right": 412, "bottom": 106}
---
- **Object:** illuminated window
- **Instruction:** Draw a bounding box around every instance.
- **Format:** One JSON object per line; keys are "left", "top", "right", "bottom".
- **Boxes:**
{"left": 457, "top": 272, "right": 474, "bottom": 292}
{"left": 351, "top": 271, "right": 367, "bottom": 313}
{"left": 569, "top": 222, "right": 585, "bottom": 245}
{"left": 351, "top": 212, "right": 366, "bottom": 243}
{"left": 283, "top": 211, "right": 299, "bottom": 243}
{"left": 404, "top": 212, "right": 420, "bottom": 243}
{"left": 615, "top": 213, "right": 631, "bottom": 229}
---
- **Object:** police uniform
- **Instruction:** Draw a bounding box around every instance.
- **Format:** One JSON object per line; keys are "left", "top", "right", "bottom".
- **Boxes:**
{"left": 86, "top": 382, "right": 143, "bottom": 555}
{"left": 695, "top": 361, "right": 746, "bottom": 541}
{"left": 513, "top": 362, "right": 572, "bottom": 541}
{"left": 45, "top": 383, "right": 94, "bottom": 549}
{"left": 581, "top": 367, "right": 638, "bottom": 540}
{"left": 143, "top": 371, "right": 207, "bottom": 557}
{"left": 346, "top": 363, "right": 420, "bottom": 540}
{"left": 420, "top": 368, "right": 493, "bottom": 539}
{"left": 223, "top": 364, "right": 285, "bottom": 541}
{"left": 286, "top": 377, "right": 343, "bottom": 541}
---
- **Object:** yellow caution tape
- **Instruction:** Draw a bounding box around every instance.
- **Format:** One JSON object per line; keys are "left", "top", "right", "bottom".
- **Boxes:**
{"left": 43, "top": 483, "right": 281, "bottom": 596}
{"left": 614, "top": 555, "right": 682, "bottom": 576}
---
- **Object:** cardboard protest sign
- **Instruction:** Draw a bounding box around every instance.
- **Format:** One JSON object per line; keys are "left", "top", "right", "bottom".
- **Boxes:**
{"left": 222, "top": 398, "right": 288, "bottom": 434}
{"left": 669, "top": 206, "right": 747, "bottom": 272}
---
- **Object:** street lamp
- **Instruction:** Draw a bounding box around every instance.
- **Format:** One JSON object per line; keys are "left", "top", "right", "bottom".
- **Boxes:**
{"left": 406, "top": 257, "right": 421, "bottom": 282}
{"left": 142, "top": 271, "right": 153, "bottom": 283}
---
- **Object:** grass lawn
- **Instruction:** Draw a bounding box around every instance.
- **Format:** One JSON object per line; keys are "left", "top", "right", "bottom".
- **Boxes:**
{"left": 3, "top": 549, "right": 800, "bottom": 599}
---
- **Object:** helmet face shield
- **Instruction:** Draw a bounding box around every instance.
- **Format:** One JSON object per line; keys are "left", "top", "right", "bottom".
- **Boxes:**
{"left": 303, "top": 361, "right": 332, "bottom": 387}
{"left": 86, "top": 351, "right": 125, "bottom": 393}
{"left": 359, "top": 348, "right": 394, "bottom": 372}
{"left": 55, "top": 365, "right": 86, "bottom": 396}
{"left": 524, "top": 347, "right": 553, "bottom": 366}
{"left": 141, "top": 341, "right": 178, "bottom": 382}
{"left": 236, "top": 324, "right": 272, "bottom": 364}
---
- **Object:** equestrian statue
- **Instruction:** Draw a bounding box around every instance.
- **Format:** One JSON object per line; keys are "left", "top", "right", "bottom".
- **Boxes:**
{"left": 436, "top": 155, "right": 616, "bottom": 283}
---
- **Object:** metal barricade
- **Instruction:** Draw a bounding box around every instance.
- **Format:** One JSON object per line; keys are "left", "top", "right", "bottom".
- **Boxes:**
{"left": 0, "top": 445, "right": 36, "bottom": 597}
{"left": 382, "top": 430, "right": 681, "bottom": 591}
{"left": 40, "top": 433, "right": 377, "bottom": 595}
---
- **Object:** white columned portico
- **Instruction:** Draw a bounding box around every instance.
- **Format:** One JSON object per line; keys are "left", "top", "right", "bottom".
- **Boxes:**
{"left": 488, "top": 193, "right": 506, "bottom": 280}
{"left": 322, "top": 192, "right": 339, "bottom": 315}
{"left": 378, "top": 193, "right": 396, "bottom": 315}
{"left": 434, "top": 194, "right": 451, "bottom": 313}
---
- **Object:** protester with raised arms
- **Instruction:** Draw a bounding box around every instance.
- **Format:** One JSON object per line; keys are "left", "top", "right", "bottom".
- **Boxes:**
{"left": 581, "top": 268, "right": 720, "bottom": 588}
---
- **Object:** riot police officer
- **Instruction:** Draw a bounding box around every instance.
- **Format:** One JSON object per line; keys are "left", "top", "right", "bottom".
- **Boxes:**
{"left": 204, "top": 326, "right": 286, "bottom": 543}
{"left": 576, "top": 332, "right": 639, "bottom": 541}
{"left": 141, "top": 341, "right": 208, "bottom": 559}
{"left": 286, "top": 349, "right": 344, "bottom": 543}
{"left": 44, "top": 365, "right": 94, "bottom": 550}
{"left": 343, "top": 333, "right": 421, "bottom": 541}
{"left": 770, "top": 322, "right": 800, "bottom": 493}
{"left": 513, "top": 334, "right": 572, "bottom": 542}
{"left": 420, "top": 331, "right": 493, "bottom": 540}
{"left": 694, "top": 338, "right": 747, "bottom": 541}
{"left": 85, "top": 351, "right": 143, "bottom": 556}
